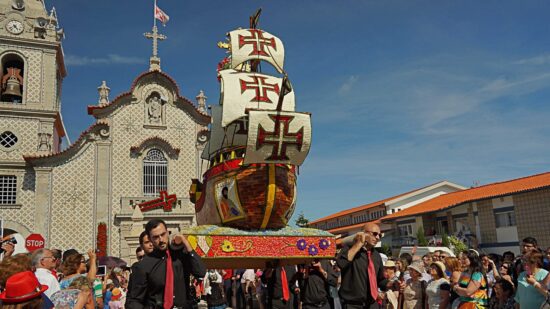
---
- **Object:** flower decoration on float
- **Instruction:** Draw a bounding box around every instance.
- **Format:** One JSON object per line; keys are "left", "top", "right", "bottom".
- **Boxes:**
{"left": 308, "top": 245, "right": 319, "bottom": 256}
{"left": 296, "top": 239, "right": 307, "bottom": 251}
{"left": 319, "top": 239, "right": 330, "bottom": 250}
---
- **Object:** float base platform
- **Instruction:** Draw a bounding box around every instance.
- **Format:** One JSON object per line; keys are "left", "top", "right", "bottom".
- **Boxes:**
{"left": 181, "top": 225, "right": 336, "bottom": 269}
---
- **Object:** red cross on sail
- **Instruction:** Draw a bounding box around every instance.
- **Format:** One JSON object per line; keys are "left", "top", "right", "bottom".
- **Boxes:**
{"left": 219, "top": 70, "right": 295, "bottom": 127}
{"left": 229, "top": 29, "right": 285, "bottom": 73}
{"left": 240, "top": 76, "right": 280, "bottom": 103}
{"left": 244, "top": 110, "right": 311, "bottom": 165}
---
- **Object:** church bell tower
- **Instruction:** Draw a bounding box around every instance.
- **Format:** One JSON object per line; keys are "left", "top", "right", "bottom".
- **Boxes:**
{"left": 0, "top": 0, "right": 67, "bottom": 158}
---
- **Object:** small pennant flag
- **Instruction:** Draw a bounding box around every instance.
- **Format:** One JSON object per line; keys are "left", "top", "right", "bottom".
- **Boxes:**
{"left": 155, "top": 5, "right": 170, "bottom": 26}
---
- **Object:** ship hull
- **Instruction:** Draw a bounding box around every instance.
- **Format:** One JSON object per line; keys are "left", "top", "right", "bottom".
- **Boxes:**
{"left": 192, "top": 157, "right": 297, "bottom": 230}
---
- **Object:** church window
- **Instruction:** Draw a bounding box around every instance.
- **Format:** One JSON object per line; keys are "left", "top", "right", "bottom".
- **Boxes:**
{"left": 143, "top": 149, "right": 168, "bottom": 196}
{"left": 0, "top": 131, "right": 18, "bottom": 149}
{"left": 0, "top": 175, "right": 17, "bottom": 204}
{"left": 1, "top": 53, "right": 25, "bottom": 104}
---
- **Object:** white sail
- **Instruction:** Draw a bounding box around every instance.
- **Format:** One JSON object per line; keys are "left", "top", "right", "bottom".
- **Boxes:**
{"left": 229, "top": 29, "right": 285, "bottom": 73}
{"left": 244, "top": 110, "right": 311, "bottom": 165}
{"left": 201, "top": 105, "right": 248, "bottom": 160}
{"left": 220, "top": 69, "right": 295, "bottom": 127}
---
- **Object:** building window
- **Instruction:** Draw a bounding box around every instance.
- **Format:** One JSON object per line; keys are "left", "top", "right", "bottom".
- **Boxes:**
{"left": 143, "top": 149, "right": 167, "bottom": 196}
{"left": 0, "top": 131, "right": 18, "bottom": 149}
{"left": 398, "top": 224, "right": 413, "bottom": 236}
{"left": 495, "top": 211, "right": 516, "bottom": 228}
{"left": 0, "top": 175, "right": 17, "bottom": 204}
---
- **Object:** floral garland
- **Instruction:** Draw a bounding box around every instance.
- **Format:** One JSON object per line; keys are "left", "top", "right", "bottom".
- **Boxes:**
{"left": 96, "top": 222, "right": 107, "bottom": 258}
{"left": 296, "top": 238, "right": 331, "bottom": 256}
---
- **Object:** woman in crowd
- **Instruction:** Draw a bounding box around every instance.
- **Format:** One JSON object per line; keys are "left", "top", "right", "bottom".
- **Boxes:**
{"left": 51, "top": 275, "right": 94, "bottom": 309}
{"left": 426, "top": 261, "right": 450, "bottom": 309}
{"left": 395, "top": 257, "right": 410, "bottom": 281}
{"left": 60, "top": 250, "right": 97, "bottom": 289}
{"left": 0, "top": 271, "right": 49, "bottom": 309}
{"left": 498, "top": 262, "right": 513, "bottom": 285}
{"left": 402, "top": 262, "right": 426, "bottom": 309}
{"left": 203, "top": 269, "right": 226, "bottom": 309}
{"left": 452, "top": 250, "right": 488, "bottom": 308}
{"left": 444, "top": 256, "right": 462, "bottom": 306}
{"left": 481, "top": 253, "right": 500, "bottom": 297}
{"left": 514, "top": 251, "right": 550, "bottom": 308}
{"left": 0, "top": 254, "right": 32, "bottom": 290}
{"left": 489, "top": 279, "right": 515, "bottom": 309}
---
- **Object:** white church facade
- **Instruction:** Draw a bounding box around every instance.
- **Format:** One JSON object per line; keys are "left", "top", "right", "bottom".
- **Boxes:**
{"left": 0, "top": 0, "right": 209, "bottom": 262}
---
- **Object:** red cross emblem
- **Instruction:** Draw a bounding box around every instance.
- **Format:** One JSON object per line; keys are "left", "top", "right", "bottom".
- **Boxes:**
{"left": 239, "top": 29, "right": 277, "bottom": 56}
{"left": 240, "top": 76, "right": 280, "bottom": 103}
{"left": 138, "top": 191, "right": 177, "bottom": 212}
{"left": 257, "top": 114, "right": 303, "bottom": 161}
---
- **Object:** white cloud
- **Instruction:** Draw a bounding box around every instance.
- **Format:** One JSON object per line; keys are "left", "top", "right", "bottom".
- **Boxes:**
{"left": 65, "top": 54, "right": 144, "bottom": 66}
{"left": 515, "top": 54, "right": 550, "bottom": 65}
{"left": 338, "top": 75, "right": 358, "bottom": 95}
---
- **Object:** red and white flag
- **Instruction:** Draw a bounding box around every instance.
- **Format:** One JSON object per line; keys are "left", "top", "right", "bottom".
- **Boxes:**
{"left": 155, "top": 5, "right": 170, "bottom": 25}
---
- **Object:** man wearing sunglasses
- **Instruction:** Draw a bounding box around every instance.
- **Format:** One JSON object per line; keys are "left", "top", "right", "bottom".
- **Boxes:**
{"left": 32, "top": 248, "right": 61, "bottom": 298}
{"left": 336, "top": 222, "right": 398, "bottom": 308}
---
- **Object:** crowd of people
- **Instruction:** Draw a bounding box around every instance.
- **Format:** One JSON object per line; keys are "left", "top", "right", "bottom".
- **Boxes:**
{"left": 1, "top": 220, "right": 550, "bottom": 309}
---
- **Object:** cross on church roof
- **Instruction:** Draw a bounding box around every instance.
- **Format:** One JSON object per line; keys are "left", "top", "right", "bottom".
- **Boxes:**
{"left": 144, "top": 25, "right": 166, "bottom": 71}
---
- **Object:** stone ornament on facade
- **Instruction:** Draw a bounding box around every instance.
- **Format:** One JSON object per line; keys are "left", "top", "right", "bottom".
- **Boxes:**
{"left": 146, "top": 92, "right": 164, "bottom": 124}
{"left": 36, "top": 132, "right": 51, "bottom": 152}
{"left": 98, "top": 80, "right": 110, "bottom": 105}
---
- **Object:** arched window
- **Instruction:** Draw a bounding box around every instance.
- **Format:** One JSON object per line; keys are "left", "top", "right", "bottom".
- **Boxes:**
{"left": 143, "top": 149, "right": 167, "bottom": 196}
{"left": 1, "top": 53, "right": 24, "bottom": 103}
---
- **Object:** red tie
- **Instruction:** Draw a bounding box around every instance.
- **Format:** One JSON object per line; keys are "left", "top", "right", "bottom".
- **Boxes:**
{"left": 164, "top": 250, "right": 174, "bottom": 309}
{"left": 280, "top": 267, "right": 290, "bottom": 301}
{"left": 367, "top": 251, "right": 378, "bottom": 300}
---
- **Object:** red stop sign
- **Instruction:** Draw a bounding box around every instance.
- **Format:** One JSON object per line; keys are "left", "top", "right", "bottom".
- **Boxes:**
{"left": 25, "top": 234, "right": 45, "bottom": 252}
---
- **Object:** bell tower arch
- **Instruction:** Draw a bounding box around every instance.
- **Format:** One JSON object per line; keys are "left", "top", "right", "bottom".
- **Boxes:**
{"left": 0, "top": 0, "right": 68, "bottom": 158}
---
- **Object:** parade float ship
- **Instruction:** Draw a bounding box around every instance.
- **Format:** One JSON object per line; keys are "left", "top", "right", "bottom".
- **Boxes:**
{"left": 186, "top": 11, "right": 335, "bottom": 268}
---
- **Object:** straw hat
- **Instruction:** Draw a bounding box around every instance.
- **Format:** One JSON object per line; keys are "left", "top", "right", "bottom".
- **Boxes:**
{"left": 0, "top": 271, "right": 48, "bottom": 303}
{"left": 384, "top": 260, "right": 396, "bottom": 268}
{"left": 407, "top": 262, "right": 425, "bottom": 274}
{"left": 111, "top": 288, "right": 122, "bottom": 300}
{"left": 431, "top": 261, "right": 446, "bottom": 273}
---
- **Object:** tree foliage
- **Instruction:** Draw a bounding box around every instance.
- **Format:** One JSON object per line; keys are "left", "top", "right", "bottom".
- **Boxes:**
{"left": 416, "top": 226, "right": 428, "bottom": 246}
{"left": 295, "top": 211, "right": 310, "bottom": 228}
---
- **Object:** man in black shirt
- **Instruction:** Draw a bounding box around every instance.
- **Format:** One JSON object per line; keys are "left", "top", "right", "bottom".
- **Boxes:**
{"left": 262, "top": 261, "right": 298, "bottom": 309}
{"left": 126, "top": 219, "right": 206, "bottom": 309}
{"left": 336, "top": 222, "right": 400, "bottom": 309}
{"left": 298, "top": 259, "right": 337, "bottom": 309}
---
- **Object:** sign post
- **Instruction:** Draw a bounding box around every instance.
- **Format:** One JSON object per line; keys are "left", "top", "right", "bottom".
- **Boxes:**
{"left": 25, "top": 233, "right": 45, "bottom": 252}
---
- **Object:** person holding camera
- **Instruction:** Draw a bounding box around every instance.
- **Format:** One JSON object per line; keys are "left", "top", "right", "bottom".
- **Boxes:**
{"left": 298, "top": 259, "right": 337, "bottom": 309}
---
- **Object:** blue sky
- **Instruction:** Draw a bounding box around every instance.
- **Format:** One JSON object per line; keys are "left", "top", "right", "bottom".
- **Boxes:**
{"left": 50, "top": 1, "right": 550, "bottom": 223}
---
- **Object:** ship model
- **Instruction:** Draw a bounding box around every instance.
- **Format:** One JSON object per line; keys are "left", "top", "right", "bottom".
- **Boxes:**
{"left": 186, "top": 10, "right": 334, "bottom": 268}
{"left": 190, "top": 10, "right": 311, "bottom": 230}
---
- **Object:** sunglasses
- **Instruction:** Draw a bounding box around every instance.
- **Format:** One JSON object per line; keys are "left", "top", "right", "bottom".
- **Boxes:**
{"left": 366, "top": 231, "right": 381, "bottom": 237}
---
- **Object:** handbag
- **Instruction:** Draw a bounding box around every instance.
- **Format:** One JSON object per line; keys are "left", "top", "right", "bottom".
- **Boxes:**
{"left": 540, "top": 293, "right": 550, "bottom": 309}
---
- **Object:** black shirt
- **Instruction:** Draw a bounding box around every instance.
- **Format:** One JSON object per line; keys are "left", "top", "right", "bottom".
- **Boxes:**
{"left": 336, "top": 245, "right": 388, "bottom": 305}
{"left": 126, "top": 248, "right": 206, "bottom": 309}
{"left": 261, "top": 265, "right": 297, "bottom": 301}
{"left": 299, "top": 260, "right": 338, "bottom": 305}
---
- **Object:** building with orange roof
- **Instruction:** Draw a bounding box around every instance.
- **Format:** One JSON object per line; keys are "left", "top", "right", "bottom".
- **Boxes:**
{"left": 309, "top": 181, "right": 466, "bottom": 241}
{"left": 381, "top": 171, "right": 550, "bottom": 255}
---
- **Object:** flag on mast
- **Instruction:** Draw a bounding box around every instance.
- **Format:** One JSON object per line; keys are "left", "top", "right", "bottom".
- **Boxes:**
{"left": 154, "top": 4, "right": 170, "bottom": 26}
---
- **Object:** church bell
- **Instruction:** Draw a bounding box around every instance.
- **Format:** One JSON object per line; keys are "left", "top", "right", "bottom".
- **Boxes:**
{"left": 1, "top": 67, "right": 23, "bottom": 101}
{"left": 3, "top": 75, "right": 22, "bottom": 97}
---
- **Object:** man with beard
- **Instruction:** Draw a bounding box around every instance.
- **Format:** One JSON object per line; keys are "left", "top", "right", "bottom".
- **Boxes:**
{"left": 126, "top": 219, "right": 206, "bottom": 309}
